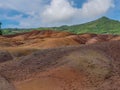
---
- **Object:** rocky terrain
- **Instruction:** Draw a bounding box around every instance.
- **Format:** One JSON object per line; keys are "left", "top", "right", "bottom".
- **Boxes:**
{"left": 0, "top": 30, "right": 120, "bottom": 90}
{"left": 0, "top": 30, "right": 120, "bottom": 49}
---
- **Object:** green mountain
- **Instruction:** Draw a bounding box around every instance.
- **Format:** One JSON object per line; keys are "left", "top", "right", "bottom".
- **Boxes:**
{"left": 2, "top": 16, "right": 120, "bottom": 35}
{"left": 52, "top": 16, "right": 120, "bottom": 34}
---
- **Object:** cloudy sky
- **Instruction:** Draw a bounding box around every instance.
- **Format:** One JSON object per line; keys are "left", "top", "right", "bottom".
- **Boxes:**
{"left": 0, "top": 0, "right": 119, "bottom": 28}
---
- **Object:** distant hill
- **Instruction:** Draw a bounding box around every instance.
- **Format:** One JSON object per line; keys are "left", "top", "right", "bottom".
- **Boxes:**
{"left": 52, "top": 17, "right": 120, "bottom": 34}
{"left": 2, "top": 17, "right": 120, "bottom": 35}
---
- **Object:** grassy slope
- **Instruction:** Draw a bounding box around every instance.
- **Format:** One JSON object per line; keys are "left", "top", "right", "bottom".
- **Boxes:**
{"left": 52, "top": 17, "right": 120, "bottom": 34}
{"left": 2, "top": 17, "right": 120, "bottom": 35}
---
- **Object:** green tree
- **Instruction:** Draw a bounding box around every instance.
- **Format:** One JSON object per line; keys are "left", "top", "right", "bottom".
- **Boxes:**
{"left": 0, "top": 22, "right": 2, "bottom": 35}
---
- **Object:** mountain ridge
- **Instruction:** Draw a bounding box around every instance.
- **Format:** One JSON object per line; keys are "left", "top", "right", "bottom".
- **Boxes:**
{"left": 52, "top": 16, "right": 120, "bottom": 34}
{"left": 2, "top": 16, "right": 120, "bottom": 35}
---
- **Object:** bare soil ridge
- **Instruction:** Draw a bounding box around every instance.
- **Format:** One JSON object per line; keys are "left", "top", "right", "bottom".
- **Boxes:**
{"left": 0, "top": 40, "right": 119, "bottom": 90}
{"left": 0, "top": 30, "right": 120, "bottom": 90}
{"left": 0, "top": 30, "right": 119, "bottom": 49}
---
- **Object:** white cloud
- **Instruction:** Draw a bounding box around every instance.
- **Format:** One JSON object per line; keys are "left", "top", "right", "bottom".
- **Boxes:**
{"left": 0, "top": 0, "right": 45, "bottom": 28}
{"left": 0, "top": 0, "right": 115, "bottom": 28}
{"left": 78, "top": 0, "right": 115, "bottom": 18}
{"left": 0, "top": 0, "right": 43, "bottom": 15}
{"left": 42, "top": 0, "right": 114, "bottom": 24}
{"left": 42, "top": 0, "right": 77, "bottom": 23}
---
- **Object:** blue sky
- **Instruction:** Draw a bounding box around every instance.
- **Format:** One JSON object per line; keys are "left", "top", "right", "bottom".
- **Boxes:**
{"left": 0, "top": 0, "right": 119, "bottom": 28}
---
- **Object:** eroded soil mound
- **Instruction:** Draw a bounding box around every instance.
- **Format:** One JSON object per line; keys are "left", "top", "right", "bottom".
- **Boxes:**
{"left": 0, "top": 30, "right": 119, "bottom": 49}
{"left": 0, "top": 30, "right": 120, "bottom": 90}
{"left": 0, "top": 50, "right": 13, "bottom": 63}
{"left": 0, "top": 41, "right": 119, "bottom": 90}
{"left": 0, "top": 76, "right": 15, "bottom": 90}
